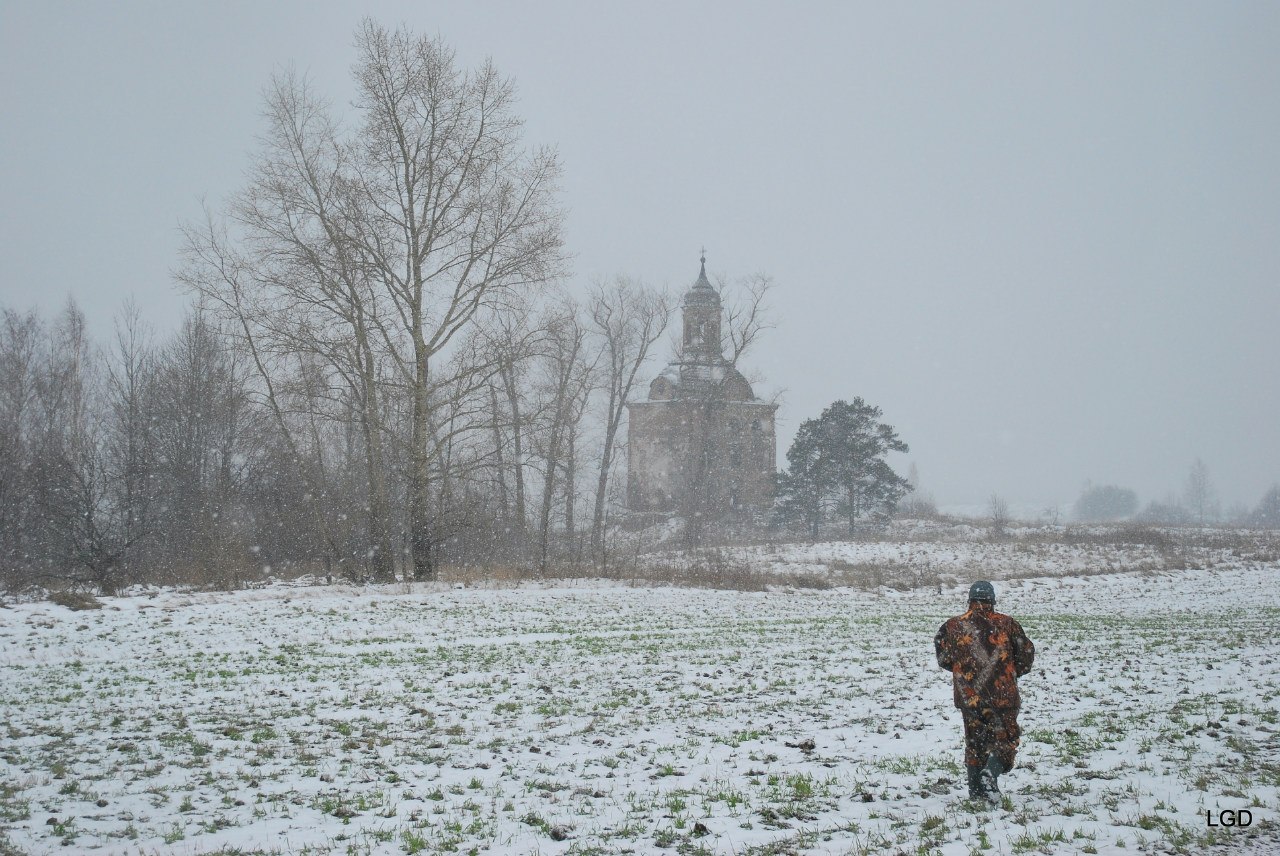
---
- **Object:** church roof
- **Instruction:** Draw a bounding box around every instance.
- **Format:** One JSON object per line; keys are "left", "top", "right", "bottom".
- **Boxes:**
{"left": 647, "top": 359, "right": 755, "bottom": 401}
{"left": 683, "top": 255, "right": 720, "bottom": 308}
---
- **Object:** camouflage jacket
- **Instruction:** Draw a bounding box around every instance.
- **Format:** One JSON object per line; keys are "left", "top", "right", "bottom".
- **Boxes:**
{"left": 934, "top": 602, "right": 1035, "bottom": 710}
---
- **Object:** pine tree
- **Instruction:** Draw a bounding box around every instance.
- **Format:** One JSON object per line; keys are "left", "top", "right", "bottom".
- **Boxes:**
{"left": 775, "top": 418, "right": 832, "bottom": 539}
{"left": 776, "top": 398, "right": 909, "bottom": 537}
{"left": 819, "top": 399, "right": 910, "bottom": 531}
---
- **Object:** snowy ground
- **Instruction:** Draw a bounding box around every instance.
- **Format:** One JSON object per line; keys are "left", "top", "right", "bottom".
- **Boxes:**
{"left": 2, "top": 554, "right": 1278, "bottom": 855}
{"left": 634, "top": 522, "right": 1279, "bottom": 589}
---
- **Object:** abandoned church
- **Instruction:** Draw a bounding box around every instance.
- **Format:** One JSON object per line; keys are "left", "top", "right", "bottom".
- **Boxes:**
{"left": 626, "top": 257, "right": 777, "bottom": 517}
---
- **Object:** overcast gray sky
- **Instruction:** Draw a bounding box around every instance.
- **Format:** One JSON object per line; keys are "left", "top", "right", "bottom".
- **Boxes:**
{"left": 2, "top": 1, "right": 1277, "bottom": 514}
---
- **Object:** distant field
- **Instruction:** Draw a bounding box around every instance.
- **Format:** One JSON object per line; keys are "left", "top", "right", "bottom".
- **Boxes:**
{"left": 632, "top": 521, "right": 1280, "bottom": 590}
{"left": 2, "top": 551, "right": 1278, "bottom": 854}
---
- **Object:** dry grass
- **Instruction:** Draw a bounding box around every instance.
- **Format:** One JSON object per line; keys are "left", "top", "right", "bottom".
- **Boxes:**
{"left": 19, "top": 519, "right": 1278, "bottom": 598}
{"left": 46, "top": 590, "right": 103, "bottom": 610}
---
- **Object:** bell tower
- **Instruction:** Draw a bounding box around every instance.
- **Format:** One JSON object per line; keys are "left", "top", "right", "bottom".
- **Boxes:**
{"left": 681, "top": 252, "right": 723, "bottom": 361}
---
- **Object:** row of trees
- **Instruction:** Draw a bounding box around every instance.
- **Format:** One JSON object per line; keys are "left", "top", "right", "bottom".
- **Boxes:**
{"left": 1, "top": 303, "right": 251, "bottom": 594}
{"left": 1072, "top": 459, "right": 1278, "bottom": 526}
{"left": 0, "top": 279, "right": 676, "bottom": 593}
{"left": 0, "top": 309, "right": 919, "bottom": 594}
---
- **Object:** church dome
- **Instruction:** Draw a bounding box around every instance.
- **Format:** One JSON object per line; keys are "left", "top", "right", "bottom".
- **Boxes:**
{"left": 674, "top": 361, "right": 755, "bottom": 401}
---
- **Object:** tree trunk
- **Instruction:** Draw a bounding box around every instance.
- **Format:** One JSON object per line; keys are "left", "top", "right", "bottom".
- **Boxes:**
{"left": 537, "top": 424, "right": 560, "bottom": 576}
{"left": 564, "top": 432, "right": 576, "bottom": 566}
{"left": 409, "top": 344, "right": 435, "bottom": 581}
{"left": 353, "top": 322, "right": 395, "bottom": 581}
{"left": 501, "top": 363, "right": 528, "bottom": 545}
{"left": 590, "top": 417, "right": 618, "bottom": 568}
{"left": 361, "top": 407, "right": 395, "bottom": 582}
{"left": 490, "top": 384, "right": 510, "bottom": 522}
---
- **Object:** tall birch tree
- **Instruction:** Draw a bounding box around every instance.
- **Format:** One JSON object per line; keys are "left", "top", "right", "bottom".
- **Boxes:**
{"left": 181, "top": 21, "right": 565, "bottom": 581}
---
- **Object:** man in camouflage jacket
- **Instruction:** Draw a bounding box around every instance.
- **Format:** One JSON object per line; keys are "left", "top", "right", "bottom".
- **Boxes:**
{"left": 934, "top": 580, "right": 1035, "bottom": 803}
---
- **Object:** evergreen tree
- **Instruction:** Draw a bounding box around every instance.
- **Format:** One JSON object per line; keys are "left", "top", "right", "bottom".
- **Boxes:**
{"left": 775, "top": 418, "right": 832, "bottom": 538}
{"left": 822, "top": 399, "right": 910, "bottom": 531}
{"left": 776, "top": 398, "right": 909, "bottom": 537}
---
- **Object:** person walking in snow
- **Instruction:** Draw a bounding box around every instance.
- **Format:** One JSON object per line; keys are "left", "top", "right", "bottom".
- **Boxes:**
{"left": 934, "top": 580, "right": 1035, "bottom": 804}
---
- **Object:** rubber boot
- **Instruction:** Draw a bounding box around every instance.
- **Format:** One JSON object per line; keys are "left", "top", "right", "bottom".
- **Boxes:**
{"left": 965, "top": 765, "right": 986, "bottom": 801}
{"left": 979, "top": 756, "right": 1004, "bottom": 805}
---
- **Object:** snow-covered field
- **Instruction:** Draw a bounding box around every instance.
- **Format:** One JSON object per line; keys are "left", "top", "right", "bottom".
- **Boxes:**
{"left": 636, "top": 522, "right": 1279, "bottom": 589}
{"left": 2, "top": 549, "right": 1278, "bottom": 855}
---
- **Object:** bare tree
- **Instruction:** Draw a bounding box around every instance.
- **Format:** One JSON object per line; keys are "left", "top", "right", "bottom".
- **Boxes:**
{"left": 178, "top": 212, "right": 353, "bottom": 580}
{"left": 586, "top": 277, "right": 669, "bottom": 568}
{"left": 0, "top": 308, "right": 40, "bottom": 588}
{"left": 103, "top": 300, "right": 158, "bottom": 579}
{"left": 3, "top": 303, "right": 161, "bottom": 593}
{"left": 897, "top": 461, "right": 938, "bottom": 518}
{"left": 1251, "top": 485, "right": 1280, "bottom": 529}
{"left": 481, "top": 304, "right": 544, "bottom": 554}
{"left": 180, "top": 70, "right": 402, "bottom": 581}
{"left": 350, "top": 22, "right": 565, "bottom": 580}
{"left": 412, "top": 332, "right": 512, "bottom": 571}
{"left": 1183, "top": 458, "right": 1218, "bottom": 526}
{"left": 988, "top": 493, "right": 1010, "bottom": 537}
{"left": 149, "top": 314, "right": 257, "bottom": 587}
{"left": 719, "top": 272, "right": 775, "bottom": 370}
{"left": 529, "top": 300, "right": 598, "bottom": 574}
{"left": 180, "top": 21, "right": 566, "bottom": 581}
{"left": 29, "top": 301, "right": 145, "bottom": 594}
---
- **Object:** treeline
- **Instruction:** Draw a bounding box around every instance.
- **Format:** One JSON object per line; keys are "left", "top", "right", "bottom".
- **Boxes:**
{"left": 1072, "top": 465, "right": 1280, "bottom": 528}
{"left": 0, "top": 280, "right": 670, "bottom": 594}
